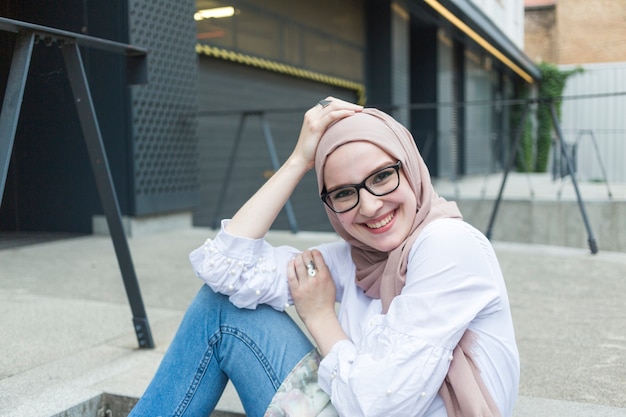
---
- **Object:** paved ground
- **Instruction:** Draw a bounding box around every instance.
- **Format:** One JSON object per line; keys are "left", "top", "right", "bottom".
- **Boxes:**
{"left": 1, "top": 226, "right": 625, "bottom": 416}
{"left": 0, "top": 174, "right": 625, "bottom": 416}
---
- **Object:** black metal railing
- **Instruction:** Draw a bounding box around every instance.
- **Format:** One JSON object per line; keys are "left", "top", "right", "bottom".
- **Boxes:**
{"left": 0, "top": 17, "right": 154, "bottom": 348}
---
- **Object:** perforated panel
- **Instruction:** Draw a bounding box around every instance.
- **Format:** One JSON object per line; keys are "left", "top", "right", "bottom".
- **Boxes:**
{"left": 128, "top": 0, "right": 198, "bottom": 215}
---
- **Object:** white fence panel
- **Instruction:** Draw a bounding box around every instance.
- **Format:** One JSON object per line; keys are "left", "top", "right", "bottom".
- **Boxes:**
{"left": 560, "top": 62, "right": 626, "bottom": 183}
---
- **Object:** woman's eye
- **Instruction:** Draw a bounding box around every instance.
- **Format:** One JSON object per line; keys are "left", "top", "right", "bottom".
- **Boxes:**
{"left": 372, "top": 169, "right": 393, "bottom": 184}
{"left": 332, "top": 188, "right": 355, "bottom": 201}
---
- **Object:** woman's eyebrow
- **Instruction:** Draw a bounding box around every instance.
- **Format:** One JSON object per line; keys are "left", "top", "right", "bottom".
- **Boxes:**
{"left": 326, "top": 160, "right": 396, "bottom": 190}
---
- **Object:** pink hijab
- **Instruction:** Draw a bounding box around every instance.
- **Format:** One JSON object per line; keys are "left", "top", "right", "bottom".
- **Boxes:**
{"left": 314, "top": 108, "right": 462, "bottom": 313}
{"left": 314, "top": 108, "right": 501, "bottom": 417}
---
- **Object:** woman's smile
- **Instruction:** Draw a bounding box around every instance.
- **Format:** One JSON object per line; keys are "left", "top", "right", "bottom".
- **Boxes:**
{"left": 363, "top": 210, "right": 396, "bottom": 232}
{"left": 323, "top": 141, "right": 417, "bottom": 252}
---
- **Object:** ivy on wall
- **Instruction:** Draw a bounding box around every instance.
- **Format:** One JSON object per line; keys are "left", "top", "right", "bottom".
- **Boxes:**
{"left": 514, "top": 62, "right": 583, "bottom": 172}
{"left": 512, "top": 83, "right": 534, "bottom": 173}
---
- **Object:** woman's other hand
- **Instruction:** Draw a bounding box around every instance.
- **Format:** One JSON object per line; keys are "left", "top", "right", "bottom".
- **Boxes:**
{"left": 287, "top": 249, "right": 348, "bottom": 356}
{"left": 287, "top": 249, "right": 336, "bottom": 326}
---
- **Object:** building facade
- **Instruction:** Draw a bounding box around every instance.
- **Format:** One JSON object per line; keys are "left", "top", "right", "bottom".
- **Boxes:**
{"left": 0, "top": 0, "right": 199, "bottom": 235}
{"left": 524, "top": 0, "right": 626, "bottom": 65}
{"left": 1, "top": 0, "right": 539, "bottom": 236}
{"left": 524, "top": 0, "right": 626, "bottom": 182}
{"left": 193, "top": 0, "right": 540, "bottom": 232}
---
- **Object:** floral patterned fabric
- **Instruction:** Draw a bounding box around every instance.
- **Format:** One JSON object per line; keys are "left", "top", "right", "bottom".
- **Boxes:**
{"left": 264, "top": 349, "right": 338, "bottom": 417}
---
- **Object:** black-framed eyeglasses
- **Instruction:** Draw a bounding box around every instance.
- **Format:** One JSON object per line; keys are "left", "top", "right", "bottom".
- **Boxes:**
{"left": 320, "top": 161, "right": 402, "bottom": 213}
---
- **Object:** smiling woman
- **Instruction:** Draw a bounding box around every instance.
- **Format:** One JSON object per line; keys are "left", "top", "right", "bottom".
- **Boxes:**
{"left": 129, "top": 98, "right": 519, "bottom": 417}
{"left": 320, "top": 142, "right": 417, "bottom": 253}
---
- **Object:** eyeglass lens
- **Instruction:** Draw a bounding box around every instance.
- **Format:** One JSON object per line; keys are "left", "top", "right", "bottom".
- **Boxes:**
{"left": 324, "top": 163, "right": 400, "bottom": 213}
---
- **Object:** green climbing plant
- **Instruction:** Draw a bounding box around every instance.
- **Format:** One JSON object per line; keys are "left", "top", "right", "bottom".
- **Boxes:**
{"left": 534, "top": 62, "right": 583, "bottom": 172}
{"left": 511, "top": 83, "right": 533, "bottom": 173}
{"left": 513, "top": 62, "right": 583, "bottom": 172}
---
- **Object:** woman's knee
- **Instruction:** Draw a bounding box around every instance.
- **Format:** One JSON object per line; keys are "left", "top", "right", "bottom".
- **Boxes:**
{"left": 185, "top": 285, "right": 231, "bottom": 319}
{"left": 187, "top": 285, "right": 313, "bottom": 354}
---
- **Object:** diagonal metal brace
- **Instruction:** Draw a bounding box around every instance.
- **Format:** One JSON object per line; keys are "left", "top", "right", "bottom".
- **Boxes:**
{"left": 0, "top": 32, "right": 35, "bottom": 200}
{"left": 211, "top": 112, "right": 299, "bottom": 233}
{"left": 549, "top": 101, "right": 598, "bottom": 254}
{"left": 0, "top": 20, "right": 153, "bottom": 348}
{"left": 61, "top": 41, "right": 154, "bottom": 347}
{"left": 485, "top": 101, "right": 530, "bottom": 241}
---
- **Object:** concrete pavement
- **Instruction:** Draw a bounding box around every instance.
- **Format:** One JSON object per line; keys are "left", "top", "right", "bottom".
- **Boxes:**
{"left": 0, "top": 173, "right": 625, "bottom": 416}
{"left": 1, "top": 226, "right": 625, "bottom": 416}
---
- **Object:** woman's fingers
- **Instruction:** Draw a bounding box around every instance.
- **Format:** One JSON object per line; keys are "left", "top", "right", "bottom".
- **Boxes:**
{"left": 295, "top": 250, "right": 317, "bottom": 281}
{"left": 295, "top": 97, "right": 362, "bottom": 167}
{"left": 310, "top": 249, "right": 327, "bottom": 275}
{"left": 308, "top": 97, "right": 363, "bottom": 127}
{"left": 287, "top": 250, "right": 324, "bottom": 288}
{"left": 315, "top": 96, "right": 363, "bottom": 112}
{"left": 286, "top": 252, "right": 313, "bottom": 290}
{"left": 287, "top": 250, "right": 337, "bottom": 325}
{"left": 286, "top": 258, "right": 299, "bottom": 287}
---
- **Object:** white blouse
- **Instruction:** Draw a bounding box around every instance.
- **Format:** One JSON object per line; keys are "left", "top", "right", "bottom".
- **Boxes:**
{"left": 189, "top": 218, "right": 519, "bottom": 417}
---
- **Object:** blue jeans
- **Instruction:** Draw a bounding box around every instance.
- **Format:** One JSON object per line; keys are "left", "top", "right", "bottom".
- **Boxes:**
{"left": 129, "top": 285, "right": 314, "bottom": 417}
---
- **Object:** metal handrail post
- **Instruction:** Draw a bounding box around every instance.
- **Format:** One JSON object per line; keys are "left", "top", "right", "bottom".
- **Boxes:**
{"left": 212, "top": 113, "right": 247, "bottom": 229}
{"left": 260, "top": 114, "right": 298, "bottom": 233}
{"left": 0, "top": 18, "right": 153, "bottom": 348}
{"left": 576, "top": 130, "right": 613, "bottom": 199}
{"left": 61, "top": 41, "right": 154, "bottom": 347}
{"left": 549, "top": 102, "right": 598, "bottom": 254}
{"left": 0, "top": 32, "right": 35, "bottom": 199}
{"left": 485, "top": 101, "right": 530, "bottom": 240}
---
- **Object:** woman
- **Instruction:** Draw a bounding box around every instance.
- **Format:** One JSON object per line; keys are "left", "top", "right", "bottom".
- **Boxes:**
{"left": 129, "top": 98, "right": 519, "bottom": 417}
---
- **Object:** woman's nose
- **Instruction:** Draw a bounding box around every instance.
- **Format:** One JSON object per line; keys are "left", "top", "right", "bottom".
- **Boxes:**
{"left": 357, "top": 188, "right": 383, "bottom": 216}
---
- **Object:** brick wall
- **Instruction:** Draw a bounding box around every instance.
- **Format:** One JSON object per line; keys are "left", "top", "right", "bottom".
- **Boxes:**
{"left": 524, "top": 0, "right": 626, "bottom": 64}
{"left": 524, "top": 5, "right": 557, "bottom": 62}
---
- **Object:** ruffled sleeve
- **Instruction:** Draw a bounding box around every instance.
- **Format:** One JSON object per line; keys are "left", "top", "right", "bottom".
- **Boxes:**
{"left": 189, "top": 219, "right": 301, "bottom": 311}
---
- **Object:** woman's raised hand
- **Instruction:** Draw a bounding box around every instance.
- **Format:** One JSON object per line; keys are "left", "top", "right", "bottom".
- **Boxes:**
{"left": 225, "top": 98, "right": 360, "bottom": 239}
{"left": 292, "top": 97, "right": 362, "bottom": 170}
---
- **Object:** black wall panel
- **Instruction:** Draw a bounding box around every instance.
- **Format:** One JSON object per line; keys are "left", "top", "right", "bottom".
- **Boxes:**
{"left": 194, "top": 57, "right": 357, "bottom": 232}
{"left": 0, "top": 0, "right": 130, "bottom": 233}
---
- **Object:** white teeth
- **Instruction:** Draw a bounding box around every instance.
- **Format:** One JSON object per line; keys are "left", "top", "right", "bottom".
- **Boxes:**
{"left": 366, "top": 213, "right": 394, "bottom": 229}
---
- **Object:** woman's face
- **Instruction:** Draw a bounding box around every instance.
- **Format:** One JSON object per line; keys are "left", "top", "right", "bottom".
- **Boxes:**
{"left": 323, "top": 141, "right": 417, "bottom": 252}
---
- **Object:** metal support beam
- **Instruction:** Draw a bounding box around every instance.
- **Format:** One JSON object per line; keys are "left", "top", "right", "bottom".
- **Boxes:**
{"left": 211, "top": 112, "right": 299, "bottom": 233}
{"left": 0, "top": 32, "right": 34, "bottom": 199}
{"left": 485, "top": 101, "right": 530, "bottom": 241}
{"left": 61, "top": 41, "right": 154, "bottom": 347}
{"left": 486, "top": 99, "right": 598, "bottom": 255}
{"left": 549, "top": 102, "right": 598, "bottom": 254}
{"left": 260, "top": 114, "right": 298, "bottom": 233}
{"left": 0, "top": 16, "right": 147, "bottom": 85}
{"left": 212, "top": 113, "right": 247, "bottom": 229}
{"left": 0, "top": 18, "right": 153, "bottom": 348}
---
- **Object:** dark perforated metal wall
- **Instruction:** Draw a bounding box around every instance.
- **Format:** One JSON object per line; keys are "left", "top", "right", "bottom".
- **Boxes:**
{"left": 128, "top": 0, "right": 199, "bottom": 215}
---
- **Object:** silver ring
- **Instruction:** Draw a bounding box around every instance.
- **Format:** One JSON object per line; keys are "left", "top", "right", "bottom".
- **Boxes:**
{"left": 306, "top": 260, "right": 317, "bottom": 277}
{"left": 317, "top": 99, "right": 331, "bottom": 108}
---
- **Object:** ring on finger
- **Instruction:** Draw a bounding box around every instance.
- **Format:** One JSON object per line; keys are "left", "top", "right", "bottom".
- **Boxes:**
{"left": 317, "top": 99, "right": 331, "bottom": 108}
{"left": 306, "top": 260, "right": 317, "bottom": 277}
